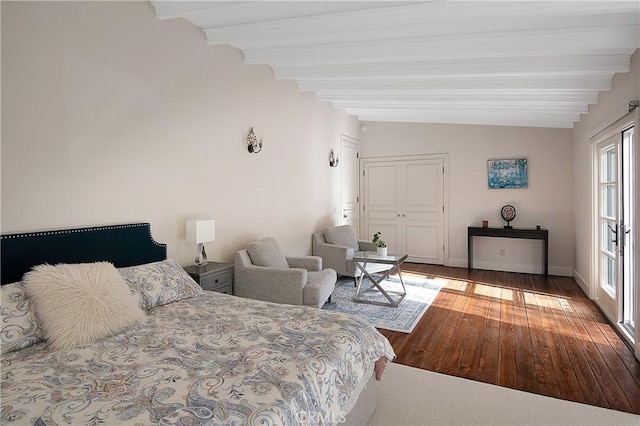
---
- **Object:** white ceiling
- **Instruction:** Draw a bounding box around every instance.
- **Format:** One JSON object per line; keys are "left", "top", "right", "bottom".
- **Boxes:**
{"left": 151, "top": 1, "right": 640, "bottom": 129}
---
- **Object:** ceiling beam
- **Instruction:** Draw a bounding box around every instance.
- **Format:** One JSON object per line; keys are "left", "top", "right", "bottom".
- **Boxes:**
{"left": 332, "top": 101, "right": 589, "bottom": 114}
{"left": 296, "top": 76, "right": 612, "bottom": 92}
{"left": 203, "top": 4, "right": 638, "bottom": 50}
{"left": 273, "top": 55, "right": 630, "bottom": 80}
{"left": 177, "top": 2, "right": 403, "bottom": 28}
{"left": 316, "top": 91, "right": 600, "bottom": 104}
{"left": 242, "top": 26, "right": 638, "bottom": 66}
{"left": 353, "top": 108, "right": 581, "bottom": 127}
{"left": 355, "top": 113, "right": 577, "bottom": 129}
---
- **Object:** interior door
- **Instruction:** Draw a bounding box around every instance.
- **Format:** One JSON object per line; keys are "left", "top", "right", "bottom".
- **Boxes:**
{"left": 361, "top": 155, "right": 447, "bottom": 263}
{"left": 595, "top": 136, "right": 619, "bottom": 319}
{"left": 404, "top": 159, "right": 444, "bottom": 264}
{"left": 340, "top": 135, "right": 360, "bottom": 233}
{"left": 363, "top": 162, "right": 401, "bottom": 252}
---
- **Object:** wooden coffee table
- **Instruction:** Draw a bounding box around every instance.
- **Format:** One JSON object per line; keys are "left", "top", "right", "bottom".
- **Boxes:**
{"left": 352, "top": 251, "right": 408, "bottom": 308}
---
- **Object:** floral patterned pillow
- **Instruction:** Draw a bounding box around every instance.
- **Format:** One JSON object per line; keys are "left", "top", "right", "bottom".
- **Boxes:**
{"left": 119, "top": 259, "right": 204, "bottom": 310}
{"left": 1, "top": 282, "right": 43, "bottom": 353}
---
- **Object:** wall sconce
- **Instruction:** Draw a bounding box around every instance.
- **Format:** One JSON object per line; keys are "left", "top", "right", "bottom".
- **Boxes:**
{"left": 329, "top": 149, "right": 339, "bottom": 167}
{"left": 246, "top": 127, "right": 262, "bottom": 153}
{"left": 186, "top": 219, "right": 215, "bottom": 266}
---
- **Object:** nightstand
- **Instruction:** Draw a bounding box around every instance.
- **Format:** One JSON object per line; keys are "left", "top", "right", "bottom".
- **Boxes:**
{"left": 184, "top": 262, "right": 233, "bottom": 294}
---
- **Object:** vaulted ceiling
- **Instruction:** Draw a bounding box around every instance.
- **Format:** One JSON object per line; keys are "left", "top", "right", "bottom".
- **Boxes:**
{"left": 151, "top": 1, "right": 640, "bottom": 129}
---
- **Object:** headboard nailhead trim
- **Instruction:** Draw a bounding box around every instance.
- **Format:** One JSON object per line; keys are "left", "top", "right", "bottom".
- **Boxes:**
{"left": 1, "top": 223, "right": 165, "bottom": 248}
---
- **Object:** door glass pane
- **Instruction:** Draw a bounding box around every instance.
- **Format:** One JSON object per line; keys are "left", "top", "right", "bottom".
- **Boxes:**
{"left": 602, "top": 148, "right": 616, "bottom": 182}
{"left": 602, "top": 184, "right": 616, "bottom": 217}
{"left": 602, "top": 255, "right": 616, "bottom": 293}
{"left": 602, "top": 220, "right": 616, "bottom": 253}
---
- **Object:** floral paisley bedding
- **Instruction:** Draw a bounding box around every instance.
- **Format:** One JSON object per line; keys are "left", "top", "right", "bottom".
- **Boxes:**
{"left": 1, "top": 289, "right": 395, "bottom": 425}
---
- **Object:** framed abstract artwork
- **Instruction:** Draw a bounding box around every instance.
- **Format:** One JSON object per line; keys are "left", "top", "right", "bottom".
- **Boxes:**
{"left": 488, "top": 158, "right": 528, "bottom": 189}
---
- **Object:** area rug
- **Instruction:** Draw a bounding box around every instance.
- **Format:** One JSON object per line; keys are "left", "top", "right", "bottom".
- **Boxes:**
{"left": 322, "top": 274, "right": 443, "bottom": 333}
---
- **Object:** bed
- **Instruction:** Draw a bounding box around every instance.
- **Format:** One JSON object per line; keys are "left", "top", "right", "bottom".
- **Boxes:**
{"left": 0, "top": 223, "right": 395, "bottom": 425}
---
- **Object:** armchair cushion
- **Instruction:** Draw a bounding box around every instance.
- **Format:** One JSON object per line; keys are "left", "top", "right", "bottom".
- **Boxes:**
{"left": 286, "top": 256, "right": 322, "bottom": 271}
{"left": 324, "top": 225, "right": 359, "bottom": 251}
{"left": 234, "top": 250, "right": 305, "bottom": 305}
{"left": 304, "top": 269, "right": 337, "bottom": 307}
{"left": 234, "top": 247, "right": 335, "bottom": 308}
{"left": 246, "top": 237, "right": 288, "bottom": 269}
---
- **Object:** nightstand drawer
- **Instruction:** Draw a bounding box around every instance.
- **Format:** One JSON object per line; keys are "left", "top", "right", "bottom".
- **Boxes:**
{"left": 205, "top": 282, "right": 232, "bottom": 294}
{"left": 200, "top": 271, "right": 232, "bottom": 292}
{"left": 184, "top": 262, "right": 234, "bottom": 295}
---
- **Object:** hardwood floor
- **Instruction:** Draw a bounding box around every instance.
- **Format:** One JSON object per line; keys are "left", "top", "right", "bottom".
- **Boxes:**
{"left": 379, "top": 263, "right": 640, "bottom": 414}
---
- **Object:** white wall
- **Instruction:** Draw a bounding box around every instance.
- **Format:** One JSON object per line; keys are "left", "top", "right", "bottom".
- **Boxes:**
{"left": 572, "top": 49, "right": 639, "bottom": 295}
{"left": 360, "top": 123, "right": 574, "bottom": 276}
{"left": 1, "top": 2, "right": 359, "bottom": 264}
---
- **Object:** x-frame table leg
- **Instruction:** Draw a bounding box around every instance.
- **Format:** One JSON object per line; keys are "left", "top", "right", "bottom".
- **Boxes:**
{"left": 353, "top": 261, "right": 407, "bottom": 307}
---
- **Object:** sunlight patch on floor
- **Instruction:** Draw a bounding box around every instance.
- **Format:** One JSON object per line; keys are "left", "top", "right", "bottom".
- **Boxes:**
{"left": 474, "top": 282, "right": 514, "bottom": 301}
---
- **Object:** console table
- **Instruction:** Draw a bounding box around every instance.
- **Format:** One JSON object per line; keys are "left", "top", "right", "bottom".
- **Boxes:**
{"left": 467, "top": 227, "right": 549, "bottom": 277}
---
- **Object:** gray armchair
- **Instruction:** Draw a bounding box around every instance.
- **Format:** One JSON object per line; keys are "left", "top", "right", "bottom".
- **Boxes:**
{"left": 234, "top": 237, "right": 336, "bottom": 308}
{"left": 312, "top": 225, "right": 382, "bottom": 285}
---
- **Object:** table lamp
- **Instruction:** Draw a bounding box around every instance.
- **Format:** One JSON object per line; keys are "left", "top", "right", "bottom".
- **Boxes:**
{"left": 186, "top": 219, "right": 215, "bottom": 266}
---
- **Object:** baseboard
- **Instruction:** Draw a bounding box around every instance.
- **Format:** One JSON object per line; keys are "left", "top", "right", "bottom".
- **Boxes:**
{"left": 448, "top": 258, "right": 467, "bottom": 268}
{"left": 572, "top": 270, "right": 591, "bottom": 298}
{"left": 549, "top": 266, "right": 573, "bottom": 277}
{"left": 446, "top": 258, "right": 572, "bottom": 276}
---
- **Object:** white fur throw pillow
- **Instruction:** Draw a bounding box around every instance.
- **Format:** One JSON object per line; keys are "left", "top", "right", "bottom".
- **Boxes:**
{"left": 23, "top": 262, "right": 146, "bottom": 351}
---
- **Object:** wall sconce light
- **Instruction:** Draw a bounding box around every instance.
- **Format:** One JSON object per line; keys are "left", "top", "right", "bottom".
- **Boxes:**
{"left": 329, "top": 149, "right": 339, "bottom": 167}
{"left": 246, "top": 127, "right": 262, "bottom": 153}
{"left": 186, "top": 219, "right": 215, "bottom": 266}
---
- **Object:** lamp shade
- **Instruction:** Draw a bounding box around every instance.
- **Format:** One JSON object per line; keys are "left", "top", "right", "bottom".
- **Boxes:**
{"left": 186, "top": 220, "right": 215, "bottom": 244}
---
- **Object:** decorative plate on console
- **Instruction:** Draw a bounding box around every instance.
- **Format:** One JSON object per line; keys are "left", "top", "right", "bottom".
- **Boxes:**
{"left": 500, "top": 204, "right": 516, "bottom": 229}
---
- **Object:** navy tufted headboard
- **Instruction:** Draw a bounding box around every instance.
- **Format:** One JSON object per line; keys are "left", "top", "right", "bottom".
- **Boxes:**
{"left": 1, "top": 223, "right": 167, "bottom": 285}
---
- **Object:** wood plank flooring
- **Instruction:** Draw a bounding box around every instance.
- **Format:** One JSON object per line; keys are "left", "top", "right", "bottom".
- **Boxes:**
{"left": 379, "top": 264, "right": 640, "bottom": 414}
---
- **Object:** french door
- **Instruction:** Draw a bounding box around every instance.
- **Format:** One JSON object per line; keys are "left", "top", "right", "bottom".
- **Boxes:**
{"left": 594, "top": 111, "right": 638, "bottom": 356}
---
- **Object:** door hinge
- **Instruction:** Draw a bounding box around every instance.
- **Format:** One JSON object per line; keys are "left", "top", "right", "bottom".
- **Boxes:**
{"left": 442, "top": 206, "right": 444, "bottom": 212}
{"left": 443, "top": 244, "right": 445, "bottom": 251}
{"left": 363, "top": 205, "right": 366, "bottom": 211}
{"left": 356, "top": 196, "right": 359, "bottom": 203}
{"left": 363, "top": 170, "right": 365, "bottom": 176}
{"left": 357, "top": 152, "right": 360, "bottom": 159}
{"left": 442, "top": 166, "right": 445, "bottom": 173}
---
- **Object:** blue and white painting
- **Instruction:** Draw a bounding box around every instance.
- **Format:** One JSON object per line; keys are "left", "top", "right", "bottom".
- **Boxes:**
{"left": 488, "top": 159, "right": 528, "bottom": 189}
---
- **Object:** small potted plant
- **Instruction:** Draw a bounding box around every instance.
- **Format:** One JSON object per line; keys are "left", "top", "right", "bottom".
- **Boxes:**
{"left": 373, "top": 232, "right": 387, "bottom": 256}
